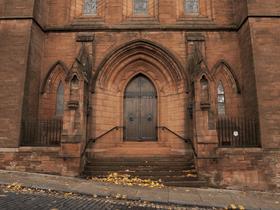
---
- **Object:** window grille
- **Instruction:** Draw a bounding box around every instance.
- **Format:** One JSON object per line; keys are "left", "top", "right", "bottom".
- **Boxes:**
{"left": 185, "top": 0, "right": 199, "bottom": 14}
{"left": 217, "top": 81, "right": 226, "bottom": 115}
{"left": 83, "top": 0, "right": 98, "bottom": 15}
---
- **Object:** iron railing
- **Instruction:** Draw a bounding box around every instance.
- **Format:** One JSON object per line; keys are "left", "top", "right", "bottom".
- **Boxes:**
{"left": 58, "top": 126, "right": 125, "bottom": 160}
{"left": 157, "top": 126, "right": 222, "bottom": 160}
{"left": 21, "top": 117, "right": 63, "bottom": 146}
{"left": 80, "top": 126, "right": 125, "bottom": 157}
{"left": 217, "top": 118, "right": 260, "bottom": 147}
{"left": 157, "top": 126, "right": 197, "bottom": 157}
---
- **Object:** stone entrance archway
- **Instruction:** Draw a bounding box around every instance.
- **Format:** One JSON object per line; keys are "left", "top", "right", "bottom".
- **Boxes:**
{"left": 89, "top": 39, "right": 191, "bottom": 152}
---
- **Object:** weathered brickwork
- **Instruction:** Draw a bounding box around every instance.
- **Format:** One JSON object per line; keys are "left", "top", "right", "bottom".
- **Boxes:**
{"left": 232, "top": 0, "right": 248, "bottom": 26}
{"left": 249, "top": 17, "right": 280, "bottom": 149}
{"left": 237, "top": 21, "right": 258, "bottom": 118}
{"left": 198, "top": 148, "right": 280, "bottom": 191}
{"left": 0, "top": 0, "right": 34, "bottom": 17}
{"left": 0, "top": 20, "right": 32, "bottom": 148}
{"left": 1, "top": 1, "right": 280, "bottom": 190}
{"left": 22, "top": 21, "right": 45, "bottom": 119}
{"left": 0, "top": 147, "right": 81, "bottom": 176}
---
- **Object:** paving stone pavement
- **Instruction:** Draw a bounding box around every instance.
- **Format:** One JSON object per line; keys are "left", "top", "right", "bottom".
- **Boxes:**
{"left": 0, "top": 170, "right": 280, "bottom": 210}
{"left": 0, "top": 188, "right": 215, "bottom": 210}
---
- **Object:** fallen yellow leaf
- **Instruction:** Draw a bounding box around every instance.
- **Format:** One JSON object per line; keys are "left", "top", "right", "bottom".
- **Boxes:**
{"left": 11, "top": 182, "right": 17, "bottom": 187}
{"left": 0, "top": 195, "right": 7, "bottom": 197}
{"left": 238, "top": 205, "right": 245, "bottom": 210}
{"left": 276, "top": 202, "right": 279, "bottom": 204}
{"left": 230, "top": 204, "right": 237, "bottom": 209}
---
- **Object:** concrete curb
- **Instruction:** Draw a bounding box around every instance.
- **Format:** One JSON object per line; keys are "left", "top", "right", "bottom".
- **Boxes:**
{"left": 0, "top": 182, "right": 277, "bottom": 210}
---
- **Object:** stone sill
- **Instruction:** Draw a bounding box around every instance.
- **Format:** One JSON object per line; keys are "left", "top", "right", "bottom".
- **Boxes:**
{"left": 218, "top": 147, "right": 262, "bottom": 153}
{"left": 19, "top": 147, "right": 61, "bottom": 152}
{"left": 0, "top": 148, "right": 19, "bottom": 153}
{"left": 0, "top": 147, "right": 61, "bottom": 153}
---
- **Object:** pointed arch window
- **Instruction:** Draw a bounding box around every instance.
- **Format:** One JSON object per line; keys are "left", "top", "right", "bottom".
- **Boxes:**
{"left": 134, "top": 0, "right": 148, "bottom": 14}
{"left": 83, "top": 0, "right": 98, "bottom": 15}
{"left": 185, "top": 0, "right": 199, "bottom": 14}
{"left": 56, "top": 82, "right": 64, "bottom": 115}
{"left": 217, "top": 81, "right": 226, "bottom": 115}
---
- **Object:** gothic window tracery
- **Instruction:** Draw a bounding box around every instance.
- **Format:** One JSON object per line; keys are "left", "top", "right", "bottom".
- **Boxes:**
{"left": 184, "top": 0, "right": 199, "bottom": 14}
{"left": 83, "top": 0, "right": 98, "bottom": 15}
{"left": 56, "top": 82, "right": 64, "bottom": 115}
{"left": 217, "top": 81, "right": 226, "bottom": 115}
{"left": 134, "top": 0, "right": 148, "bottom": 14}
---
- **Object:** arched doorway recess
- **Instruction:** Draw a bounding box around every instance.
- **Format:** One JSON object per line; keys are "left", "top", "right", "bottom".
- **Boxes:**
{"left": 90, "top": 39, "right": 191, "bottom": 149}
{"left": 124, "top": 75, "right": 157, "bottom": 141}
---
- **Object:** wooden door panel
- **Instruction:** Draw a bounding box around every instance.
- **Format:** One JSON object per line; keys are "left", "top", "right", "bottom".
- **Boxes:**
{"left": 123, "top": 75, "right": 157, "bottom": 141}
{"left": 141, "top": 98, "right": 157, "bottom": 140}
{"left": 124, "top": 98, "right": 140, "bottom": 140}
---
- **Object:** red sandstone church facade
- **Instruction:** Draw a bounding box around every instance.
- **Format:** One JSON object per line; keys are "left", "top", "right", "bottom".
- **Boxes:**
{"left": 1, "top": 0, "right": 280, "bottom": 191}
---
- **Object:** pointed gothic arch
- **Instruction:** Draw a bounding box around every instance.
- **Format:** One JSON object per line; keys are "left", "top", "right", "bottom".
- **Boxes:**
{"left": 39, "top": 61, "right": 68, "bottom": 118}
{"left": 41, "top": 60, "right": 69, "bottom": 94}
{"left": 91, "top": 39, "right": 189, "bottom": 94}
{"left": 211, "top": 60, "right": 241, "bottom": 93}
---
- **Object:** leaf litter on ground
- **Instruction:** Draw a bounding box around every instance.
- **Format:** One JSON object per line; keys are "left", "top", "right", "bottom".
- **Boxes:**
{"left": 88, "top": 172, "right": 165, "bottom": 188}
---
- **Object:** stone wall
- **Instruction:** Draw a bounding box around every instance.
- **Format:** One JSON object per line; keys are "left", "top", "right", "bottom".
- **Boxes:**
{"left": 0, "top": 147, "right": 81, "bottom": 177}
{"left": 249, "top": 17, "right": 280, "bottom": 149}
{"left": 0, "top": 20, "right": 32, "bottom": 148}
{"left": 198, "top": 148, "right": 280, "bottom": 191}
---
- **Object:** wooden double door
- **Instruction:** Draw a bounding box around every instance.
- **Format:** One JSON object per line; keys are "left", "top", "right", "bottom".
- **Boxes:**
{"left": 124, "top": 75, "right": 157, "bottom": 141}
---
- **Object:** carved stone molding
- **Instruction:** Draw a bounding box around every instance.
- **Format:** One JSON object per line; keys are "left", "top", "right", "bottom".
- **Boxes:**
{"left": 68, "top": 101, "right": 79, "bottom": 110}
{"left": 76, "top": 32, "right": 95, "bottom": 42}
{"left": 200, "top": 101, "right": 211, "bottom": 110}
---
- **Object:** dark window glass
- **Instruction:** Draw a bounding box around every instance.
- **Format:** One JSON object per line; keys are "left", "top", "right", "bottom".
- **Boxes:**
{"left": 83, "top": 0, "right": 98, "bottom": 15}
{"left": 56, "top": 82, "right": 64, "bottom": 115}
{"left": 134, "top": 0, "right": 148, "bottom": 14}
{"left": 217, "top": 81, "right": 226, "bottom": 115}
{"left": 185, "top": 0, "right": 199, "bottom": 14}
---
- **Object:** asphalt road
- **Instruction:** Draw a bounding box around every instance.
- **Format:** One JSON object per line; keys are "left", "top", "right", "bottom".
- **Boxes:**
{"left": 0, "top": 187, "right": 220, "bottom": 210}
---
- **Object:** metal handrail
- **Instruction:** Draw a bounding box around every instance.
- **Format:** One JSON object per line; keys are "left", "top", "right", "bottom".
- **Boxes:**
{"left": 81, "top": 126, "right": 125, "bottom": 157}
{"left": 157, "top": 126, "right": 222, "bottom": 160}
{"left": 58, "top": 126, "right": 125, "bottom": 160}
{"left": 157, "top": 126, "right": 197, "bottom": 157}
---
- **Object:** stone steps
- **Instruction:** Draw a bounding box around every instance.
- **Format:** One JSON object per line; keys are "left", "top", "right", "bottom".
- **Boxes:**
{"left": 94, "top": 142, "right": 184, "bottom": 157}
{"left": 81, "top": 157, "right": 206, "bottom": 188}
